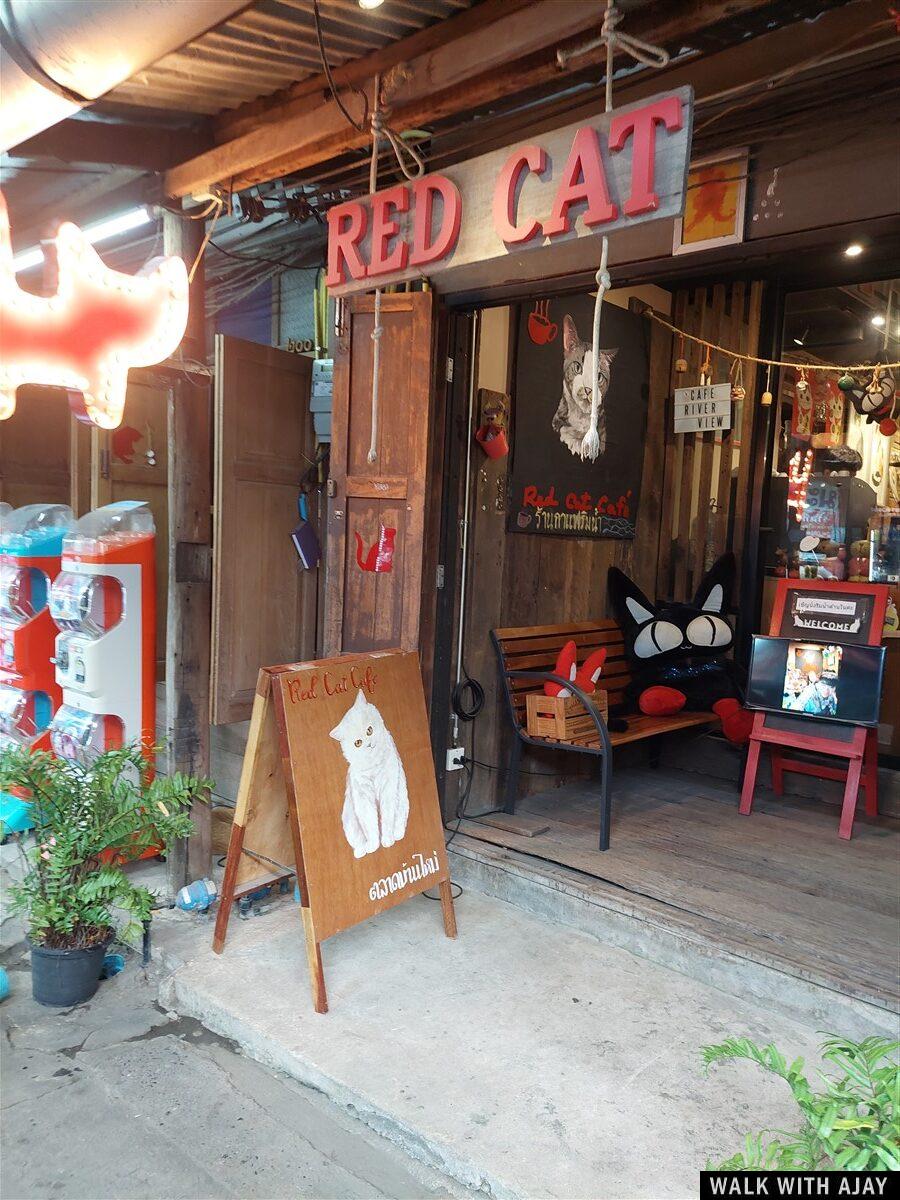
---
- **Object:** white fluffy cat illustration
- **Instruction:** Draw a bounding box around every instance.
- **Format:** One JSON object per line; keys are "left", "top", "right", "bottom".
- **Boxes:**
{"left": 329, "top": 688, "right": 410, "bottom": 859}
{"left": 551, "top": 313, "right": 617, "bottom": 457}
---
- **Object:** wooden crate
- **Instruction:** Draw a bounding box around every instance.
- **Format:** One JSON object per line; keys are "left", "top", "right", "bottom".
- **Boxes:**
{"left": 526, "top": 689, "right": 608, "bottom": 745}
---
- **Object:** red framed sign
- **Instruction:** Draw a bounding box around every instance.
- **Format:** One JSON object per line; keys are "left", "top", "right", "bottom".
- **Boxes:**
{"left": 739, "top": 579, "right": 889, "bottom": 840}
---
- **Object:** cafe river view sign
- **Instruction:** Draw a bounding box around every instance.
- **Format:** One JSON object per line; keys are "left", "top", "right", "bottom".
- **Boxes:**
{"left": 326, "top": 87, "right": 694, "bottom": 297}
{"left": 673, "top": 383, "right": 733, "bottom": 434}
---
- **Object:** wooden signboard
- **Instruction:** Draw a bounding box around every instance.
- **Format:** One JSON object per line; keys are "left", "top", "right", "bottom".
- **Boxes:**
{"left": 673, "top": 383, "right": 732, "bottom": 433}
{"left": 326, "top": 87, "right": 693, "bottom": 297}
{"left": 214, "top": 649, "right": 456, "bottom": 1012}
{"left": 739, "top": 579, "right": 889, "bottom": 840}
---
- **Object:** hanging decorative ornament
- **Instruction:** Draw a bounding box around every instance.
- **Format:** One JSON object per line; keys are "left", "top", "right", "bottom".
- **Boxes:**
{"left": 144, "top": 422, "right": 156, "bottom": 468}
{"left": 795, "top": 367, "right": 811, "bottom": 404}
{"left": 675, "top": 334, "right": 688, "bottom": 375}
{"left": 729, "top": 356, "right": 745, "bottom": 401}
{"left": 761, "top": 363, "right": 773, "bottom": 407}
{"left": 699, "top": 343, "right": 712, "bottom": 386}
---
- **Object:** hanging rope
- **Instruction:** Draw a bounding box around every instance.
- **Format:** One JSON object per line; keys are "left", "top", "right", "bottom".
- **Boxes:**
{"left": 366, "top": 75, "right": 426, "bottom": 465}
{"left": 577, "top": 1, "right": 670, "bottom": 460}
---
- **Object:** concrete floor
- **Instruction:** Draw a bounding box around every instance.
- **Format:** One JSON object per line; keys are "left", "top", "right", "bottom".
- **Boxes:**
{"left": 158, "top": 887, "right": 828, "bottom": 1200}
{"left": 0, "top": 941, "right": 463, "bottom": 1200}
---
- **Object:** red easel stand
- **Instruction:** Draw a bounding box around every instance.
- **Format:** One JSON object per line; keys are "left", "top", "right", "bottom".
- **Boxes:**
{"left": 739, "top": 579, "right": 888, "bottom": 841}
{"left": 739, "top": 718, "right": 878, "bottom": 840}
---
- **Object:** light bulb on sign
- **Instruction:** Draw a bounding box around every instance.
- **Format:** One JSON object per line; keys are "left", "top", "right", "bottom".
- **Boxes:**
{"left": 844, "top": 243, "right": 863, "bottom": 258}
{"left": 0, "top": 192, "right": 188, "bottom": 429}
{"left": 358, "top": 0, "right": 384, "bottom": 8}
{"left": 871, "top": 314, "right": 885, "bottom": 328}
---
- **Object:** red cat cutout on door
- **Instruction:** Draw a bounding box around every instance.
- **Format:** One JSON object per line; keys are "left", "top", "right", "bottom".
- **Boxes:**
{"left": 355, "top": 525, "right": 396, "bottom": 573}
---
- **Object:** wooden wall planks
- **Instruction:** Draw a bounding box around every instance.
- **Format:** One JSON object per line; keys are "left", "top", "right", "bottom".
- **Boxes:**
{"left": 457, "top": 282, "right": 763, "bottom": 812}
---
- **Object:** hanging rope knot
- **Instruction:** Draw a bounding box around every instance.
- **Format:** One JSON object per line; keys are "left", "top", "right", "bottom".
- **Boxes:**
{"left": 595, "top": 267, "right": 612, "bottom": 294}
{"left": 558, "top": 0, "right": 670, "bottom": 72}
{"left": 370, "top": 90, "right": 425, "bottom": 183}
{"left": 370, "top": 324, "right": 383, "bottom": 343}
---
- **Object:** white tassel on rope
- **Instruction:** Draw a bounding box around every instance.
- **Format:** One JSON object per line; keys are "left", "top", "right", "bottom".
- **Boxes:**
{"left": 581, "top": 236, "right": 611, "bottom": 461}
{"left": 366, "top": 73, "right": 425, "bottom": 466}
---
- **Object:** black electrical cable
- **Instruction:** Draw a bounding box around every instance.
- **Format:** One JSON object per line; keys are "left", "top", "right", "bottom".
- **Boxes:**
{"left": 312, "top": 0, "right": 369, "bottom": 135}
{"left": 209, "top": 240, "right": 323, "bottom": 272}
{"left": 450, "top": 665, "right": 484, "bottom": 722}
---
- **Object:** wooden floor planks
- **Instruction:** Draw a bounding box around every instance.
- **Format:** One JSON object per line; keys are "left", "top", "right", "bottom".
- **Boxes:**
{"left": 460, "top": 767, "right": 900, "bottom": 1011}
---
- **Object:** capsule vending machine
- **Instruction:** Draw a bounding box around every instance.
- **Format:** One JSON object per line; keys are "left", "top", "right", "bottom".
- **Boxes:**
{"left": 49, "top": 502, "right": 156, "bottom": 766}
{"left": 0, "top": 504, "right": 74, "bottom": 833}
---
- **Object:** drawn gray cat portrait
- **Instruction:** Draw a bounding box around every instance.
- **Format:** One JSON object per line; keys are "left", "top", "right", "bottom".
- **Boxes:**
{"left": 329, "top": 688, "right": 410, "bottom": 859}
{"left": 551, "top": 314, "right": 617, "bottom": 458}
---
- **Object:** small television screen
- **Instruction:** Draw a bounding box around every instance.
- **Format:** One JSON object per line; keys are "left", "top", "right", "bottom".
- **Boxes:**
{"left": 747, "top": 636, "right": 885, "bottom": 727}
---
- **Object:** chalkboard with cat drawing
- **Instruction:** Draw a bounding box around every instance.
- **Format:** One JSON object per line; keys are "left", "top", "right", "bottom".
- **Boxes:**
{"left": 508, "top": 293, "right": 650, "bottom": 539}
{"left": 213, "top": 650, "right": 456, "bottom": 1014}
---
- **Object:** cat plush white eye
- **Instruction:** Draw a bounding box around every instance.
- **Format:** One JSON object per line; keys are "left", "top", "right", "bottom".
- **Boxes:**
{"left": 366, "top": 726, "right": 373, "bottom": 736}
{"left": 633, "top": 620, "right": 682, "bottom": 658}
{"left": 686, "top": 615, "right": 732, "bottom": 648}
{"left": 354, "top": 738, "right": 363, "bottom": 747}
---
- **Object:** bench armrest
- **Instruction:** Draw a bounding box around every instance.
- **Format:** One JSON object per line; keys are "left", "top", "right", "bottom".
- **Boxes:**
{"left": 507, "top": 670, "right": 612, "bottom": 757}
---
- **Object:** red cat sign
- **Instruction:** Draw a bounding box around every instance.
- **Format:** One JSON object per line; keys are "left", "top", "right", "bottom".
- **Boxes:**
{"left": 326, "top": 87, "right": 693, "bottom": 296}
{"left": 0, "top": 191, "right": 189, "bottom": 430}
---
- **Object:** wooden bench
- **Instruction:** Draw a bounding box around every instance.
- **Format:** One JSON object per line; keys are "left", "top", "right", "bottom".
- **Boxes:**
{"left": 491, "top": 620, "right": 719, "bottom": 850}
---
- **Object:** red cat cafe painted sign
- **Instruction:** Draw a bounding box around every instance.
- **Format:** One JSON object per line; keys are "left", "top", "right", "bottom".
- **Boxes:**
{"left": 326, "top": 87, "right": 693, "bottom": 297}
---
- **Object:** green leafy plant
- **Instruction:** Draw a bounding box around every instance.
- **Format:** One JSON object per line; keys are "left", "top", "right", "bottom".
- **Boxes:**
{"left": 703, "top": 1034, "right": 900, "bottom": 1171}
{"left": 1, "top": 744, "right": 210, "bottom": 949}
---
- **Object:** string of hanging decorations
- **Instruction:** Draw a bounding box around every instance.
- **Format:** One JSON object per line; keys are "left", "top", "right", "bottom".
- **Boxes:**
{"left": 641, "top": 304, "right": 900, "bottom": 437}
{"left": 641, "top": 305, "right": 900, "bottom": 373}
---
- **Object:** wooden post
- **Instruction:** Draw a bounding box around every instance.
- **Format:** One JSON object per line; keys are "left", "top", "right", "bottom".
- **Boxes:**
{"left": 163, "top": 209, "right": 212, "bottom": 891}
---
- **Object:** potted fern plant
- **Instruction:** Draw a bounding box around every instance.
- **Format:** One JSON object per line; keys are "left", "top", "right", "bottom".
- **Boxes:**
{"left": 0, "top": 743, "right": 209, "bottom": 1006}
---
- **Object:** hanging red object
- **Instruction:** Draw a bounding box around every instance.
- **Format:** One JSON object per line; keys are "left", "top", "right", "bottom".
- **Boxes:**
{"left": 0, "top": 191, "right": 189, "bottom": 430}
{"left": 475, "top": 422, "right": 509, "bottom": 459}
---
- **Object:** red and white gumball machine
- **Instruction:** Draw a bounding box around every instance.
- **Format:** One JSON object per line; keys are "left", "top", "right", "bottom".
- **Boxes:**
{"left": 0, "top": 503, "right": 74, "bottom": 832}
{"left": 49, "top": 502, "right": 156, "bottom": 764}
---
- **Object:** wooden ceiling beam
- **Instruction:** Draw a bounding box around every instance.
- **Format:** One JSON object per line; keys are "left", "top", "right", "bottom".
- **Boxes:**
{"left": 165, "top": 0, "right": 609, "bottom": 195}
{"left": 9, "top": 119, "right": 212, "bottom": 172}
{"left": 167, "top": 0, "right": 798, "bottom": 197}
{"left": 214, "top": 0, "right": 534, "bottom": 143}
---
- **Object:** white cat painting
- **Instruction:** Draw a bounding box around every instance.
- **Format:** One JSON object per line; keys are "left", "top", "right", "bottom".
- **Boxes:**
{"left": 329, "top": 688, "right": 410, "bottom": 859}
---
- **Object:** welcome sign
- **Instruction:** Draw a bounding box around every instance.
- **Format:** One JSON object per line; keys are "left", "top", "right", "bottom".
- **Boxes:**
{"left": 326, "top": 87, "right": 693, "bottom": 297}
{"left": 214, "top": 650, "right": 456, "bottom": 1013}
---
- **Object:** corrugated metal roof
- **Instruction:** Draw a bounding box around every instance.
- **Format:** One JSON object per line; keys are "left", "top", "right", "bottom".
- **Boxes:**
{"left": 104, "top": 0, "right": 476, "bottom": 116}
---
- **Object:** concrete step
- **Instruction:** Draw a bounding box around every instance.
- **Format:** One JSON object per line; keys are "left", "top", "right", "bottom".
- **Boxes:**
{"left": 448, "top": 834, "right": 897, "bottom": 1042}
{"left": 158, "top": 889, "right": 829, "bottom": 1200}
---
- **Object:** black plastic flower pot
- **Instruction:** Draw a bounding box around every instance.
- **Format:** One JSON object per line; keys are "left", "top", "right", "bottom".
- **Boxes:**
{"left": 29, "top": 937, "right": 110, "bottom": 1007}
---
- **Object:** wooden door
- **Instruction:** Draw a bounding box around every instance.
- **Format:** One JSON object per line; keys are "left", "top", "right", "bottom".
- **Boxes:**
{"left": 211, "top": 335, "right": 316, "bottom": 725}
{"left": 325, "top": 291, "right": 435, "bottom": 656}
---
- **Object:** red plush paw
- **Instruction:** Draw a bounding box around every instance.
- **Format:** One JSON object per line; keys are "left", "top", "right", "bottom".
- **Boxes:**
{"left": 639, "top": 686, "right": 686, "bottom": 716}
{"left": 712, "top": 698, "right": 753, "bottom": 745}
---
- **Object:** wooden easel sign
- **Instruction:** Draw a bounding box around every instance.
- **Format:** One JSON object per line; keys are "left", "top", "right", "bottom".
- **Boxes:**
{"left": 214, "top": 649, "right": 457, "bottom": 1013}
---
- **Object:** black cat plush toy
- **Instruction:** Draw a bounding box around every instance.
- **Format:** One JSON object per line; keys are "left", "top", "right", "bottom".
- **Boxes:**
{"left": 607, "top": 553, "right": 753, "bottom": 744}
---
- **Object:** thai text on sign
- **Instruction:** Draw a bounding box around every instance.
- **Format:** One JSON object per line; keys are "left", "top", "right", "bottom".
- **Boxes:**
{"left": 326, "top": 88, "right": 693, "bottom": 296}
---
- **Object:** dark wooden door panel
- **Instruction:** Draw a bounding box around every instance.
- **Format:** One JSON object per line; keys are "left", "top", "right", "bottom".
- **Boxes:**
{"left": 326, "top": 292, "right": 435, "bottom": 656}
